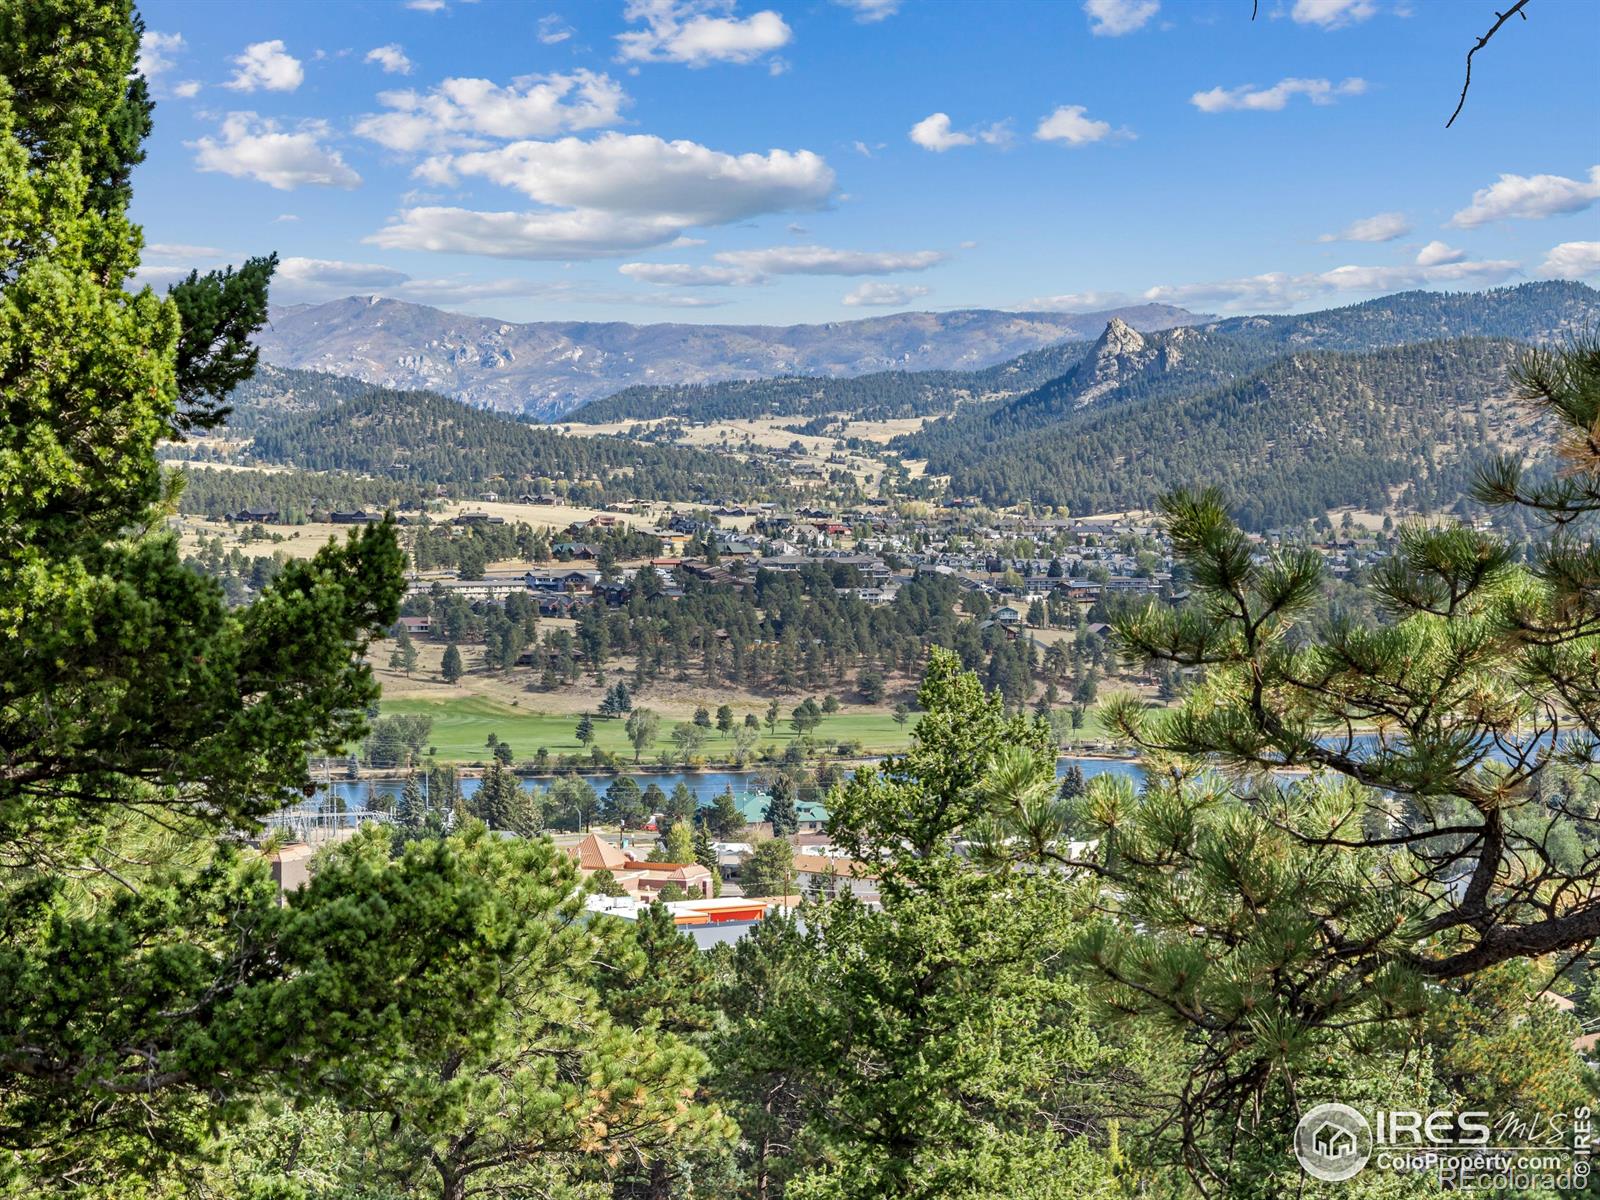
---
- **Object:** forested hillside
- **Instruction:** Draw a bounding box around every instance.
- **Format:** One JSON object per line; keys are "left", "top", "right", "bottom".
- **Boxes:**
{"left": 918, "top": 338, "right": 1539, "bottom": 527}
{"left": 885, "top": 283, "right": 1598, "bottom": 525}
{"left": 225, "top": 367, "right": 763, "bottom": 503}
{"left": 564, "top": 339, "right": 1094, "bottom": 423}
{"left": 175, "top": 467, "right": 434, "bottom": 522}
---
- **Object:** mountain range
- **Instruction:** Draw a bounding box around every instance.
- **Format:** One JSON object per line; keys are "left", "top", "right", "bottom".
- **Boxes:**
{"left": 893, "top": 281, "right": 1600, "bottom": 525}
{"left": 254, "top": 296, "right": 1201, "bottom": 418}
{"left": 227, "top": 282, "right": 1600, "bottom": 531}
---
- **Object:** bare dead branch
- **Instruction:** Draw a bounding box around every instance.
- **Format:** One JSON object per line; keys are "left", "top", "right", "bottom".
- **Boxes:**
{"left": 1447, "top": 1, "right": 1533, "bottom": 129}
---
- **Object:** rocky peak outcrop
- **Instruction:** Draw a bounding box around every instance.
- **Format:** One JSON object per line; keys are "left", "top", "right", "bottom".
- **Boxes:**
{"left": 1071, "top": 317, "right": 1162, "bottom": 406}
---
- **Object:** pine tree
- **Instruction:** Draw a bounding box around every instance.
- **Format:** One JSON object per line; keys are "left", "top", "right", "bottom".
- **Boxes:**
{"left": 0, "top": 2, "right": 465, "bottom": 1176}
{"left": 1056, "top": 762, "right": 1086, "bottom": 802}
{"left": 763, "top": 775, "right": 800, "bottom": 837}
{"left": 655, "top": 819, "right": 695, "bottom": 866}
{"left": 576, "top": 712, "right": 596, "bottom": 746}
{"left": 396, "top": 773, "right": 426, "bottom": 835}
{"left": 389, "top": 625, "right": 418, "bottom": 675}
{"left": 741, "top": 837, "right": 794, "bottom": 899}
{"left": 708, "top": 786, "right": 746, "bottom": 839}
{"left": 440, "top": 643, "right": 463, "bottom": 683}
{"left": 693, "top": 822, "right": 721, "bottom": 897}
{"left": 603, "top": 776, "right": 645, "bottom": 827}
{"left": 1072, "top": 338, "right": 1600, "bottom": 1183}
{"left": 783, "top": 649, "right": 1118, "bottom": 1196}
{"left": 600, "top": 901, "right": 716, "bottom": 1034}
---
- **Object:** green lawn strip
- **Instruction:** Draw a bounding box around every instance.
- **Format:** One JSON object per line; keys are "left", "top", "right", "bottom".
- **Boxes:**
{"left": 378, "top": 696, "right": 919, "bottom": 762}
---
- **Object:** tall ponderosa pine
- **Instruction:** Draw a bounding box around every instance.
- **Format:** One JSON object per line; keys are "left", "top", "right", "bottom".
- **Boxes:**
{"left": 441, "top": 642, "right": 464, "bottom": 683}
{"left": 760, "top": 650, "right": 1121, "bottom": 1198}
{"left": 1070, "top": 336, "right": 1600, "bottom": 1183}
{"left": 0, "top": 3, "right": 719, "bottom": 1190}
{"left": 763, "top": 774, "right": 800, "bottom": 837}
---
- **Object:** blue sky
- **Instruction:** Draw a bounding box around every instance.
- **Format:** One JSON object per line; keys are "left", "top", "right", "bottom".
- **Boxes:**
{"left": 130, "top": 0, "right": 1600, "bottom": 323}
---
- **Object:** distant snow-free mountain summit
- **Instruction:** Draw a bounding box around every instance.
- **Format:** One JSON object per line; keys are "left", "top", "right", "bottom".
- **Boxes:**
{"left": 254, "top": 295, "right": 1202, "bottom": 419}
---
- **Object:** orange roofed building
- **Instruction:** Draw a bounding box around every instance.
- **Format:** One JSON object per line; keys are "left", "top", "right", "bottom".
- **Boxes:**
{"left": 569, "top": 833, "right": 714, "bottom": 899}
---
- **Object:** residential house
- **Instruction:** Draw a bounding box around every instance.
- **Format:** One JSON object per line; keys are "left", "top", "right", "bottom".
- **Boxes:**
{"left": 792, "top": 853, "right": 879, "bottom": 903}
{"left": 567, "top": 833, "right": 714, "bottom": 899}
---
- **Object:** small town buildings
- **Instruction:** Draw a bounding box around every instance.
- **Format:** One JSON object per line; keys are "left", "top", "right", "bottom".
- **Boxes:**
{"left": 585, "top": 892, "right": 800, "bottom": 949}
{"left": 568, "top": 833, "right": 714, "bottom": 899}
{"left": 791, "top": 853, "right": 879, "bottom": 903}
{"left": 266, "top": 842, "right": 317, "bottom": 894}
{"left": 405, "top": 576, "right": 528, "bottom": 602}
{"left": 525, "top": 568, "right": 601, "bottom": 593}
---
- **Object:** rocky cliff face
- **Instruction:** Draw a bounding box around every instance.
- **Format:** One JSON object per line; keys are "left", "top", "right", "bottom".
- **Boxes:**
{"left": 1069, "top": 317, "right": 1164, "bottom": 407}
{"left": 252, "top": 296, "right": 1202, "bottom": 418}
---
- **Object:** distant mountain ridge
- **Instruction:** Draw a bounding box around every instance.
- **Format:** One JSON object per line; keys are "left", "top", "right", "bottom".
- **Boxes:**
{"left": 893, "top": 282, "right": 1600, "bottom": 526}
{"left": 253, "top": 296, "right": 1202, "bottom": 419}
{"left": 905, "top": 281, "right": 1600, "bottom": 453}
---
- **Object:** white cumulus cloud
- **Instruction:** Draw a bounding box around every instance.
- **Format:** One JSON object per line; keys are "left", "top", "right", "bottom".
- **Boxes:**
{"left": 1191, "top": 76, "right": 1366, "bottom": 113}
{"left": 137, "top": 31, "right": 185, "bottom": 80}
{"left": 447, "top": 132, "right": 833, "bottom": 224}
{"left": 834, "top": 0, "right": 901, "bottom": 21}
{"left": 365, "top": 44, "right": 413, "bottom": 75}
{"left": 1140, "top": 255, "right": 1519, "bottom": 312}
{"left": 191, "top": 113, "right": 361, "bottom": 190}
{"left": 368, "top": 207, "right": 690, "bottom": 259}
{"left": 908, "top": 114, "right": 1010, "bottom": 153}
{"left": 1415, "top": 240, "right": 1466, "bottom": 266}
{"left": 842, "top": 282, "right": 931, "bottom": 307}
{"left": 538, "top": 14, "right": 575, "bottom": 43}
{"left": 224, "top": 40, "right": 304, "bottom": 92}
{"left": 368, "top": 132, "right": 838, "bottom": 261}
{"left": 716, "top": 245, "right": 944, "bottom": 275}
{"left": 277, "top": 257, "right": 412, "bottom": 288}
{"left": 356, "top": 71, "right": 628, "bottom": 152}
{"left": 144, "top": 242, "right": 225, "bottom": 260}
{"left": 1083, "top": 0, "right": 1159, "bottom": 36}
{"left": 1318, "top": 211, "right": 1411, "bottom": 243}
{"left": 1022, "top": 290, "right": 1160, "bottom": 311}
{"left": 1034, "top": 105, "right": 1118, "bottom": 146}
{"left": 1291, "top": 0, "right": 1376, "bottom": 27}
{"left": 1539, "top": 241, "right": 1600, "bottom": 279}
{"left": 620, "top": 262, "right": 762, "bottom": 285}
{"left": 617, "top": 1, "right": 792, "bottom": 67}
{"left": 909, "top": 113, "right": 972, "bottom": 152}
{"left": 1449, "top": 166, "right": 1600, "bottom": 228}
{"left": 623, "top": 244, "right": 943, "bottom": 287}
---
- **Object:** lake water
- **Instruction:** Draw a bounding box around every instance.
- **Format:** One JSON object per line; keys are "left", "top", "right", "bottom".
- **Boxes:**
{"left": 289, "top": 725, "right": 1570, "bottom": 828}
{"left": 299, "top": 754, "right": 1147, "bottom": 818}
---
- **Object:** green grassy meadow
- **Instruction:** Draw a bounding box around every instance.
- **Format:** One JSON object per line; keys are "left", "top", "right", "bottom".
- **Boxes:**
{"left": 378, "top": 695, "right": 918, "bottom": 763}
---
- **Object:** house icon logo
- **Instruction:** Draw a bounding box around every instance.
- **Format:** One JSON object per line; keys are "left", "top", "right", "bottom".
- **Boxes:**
{"left": 1294, "top": 1102, "right": 1372, "bottom": 1182}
